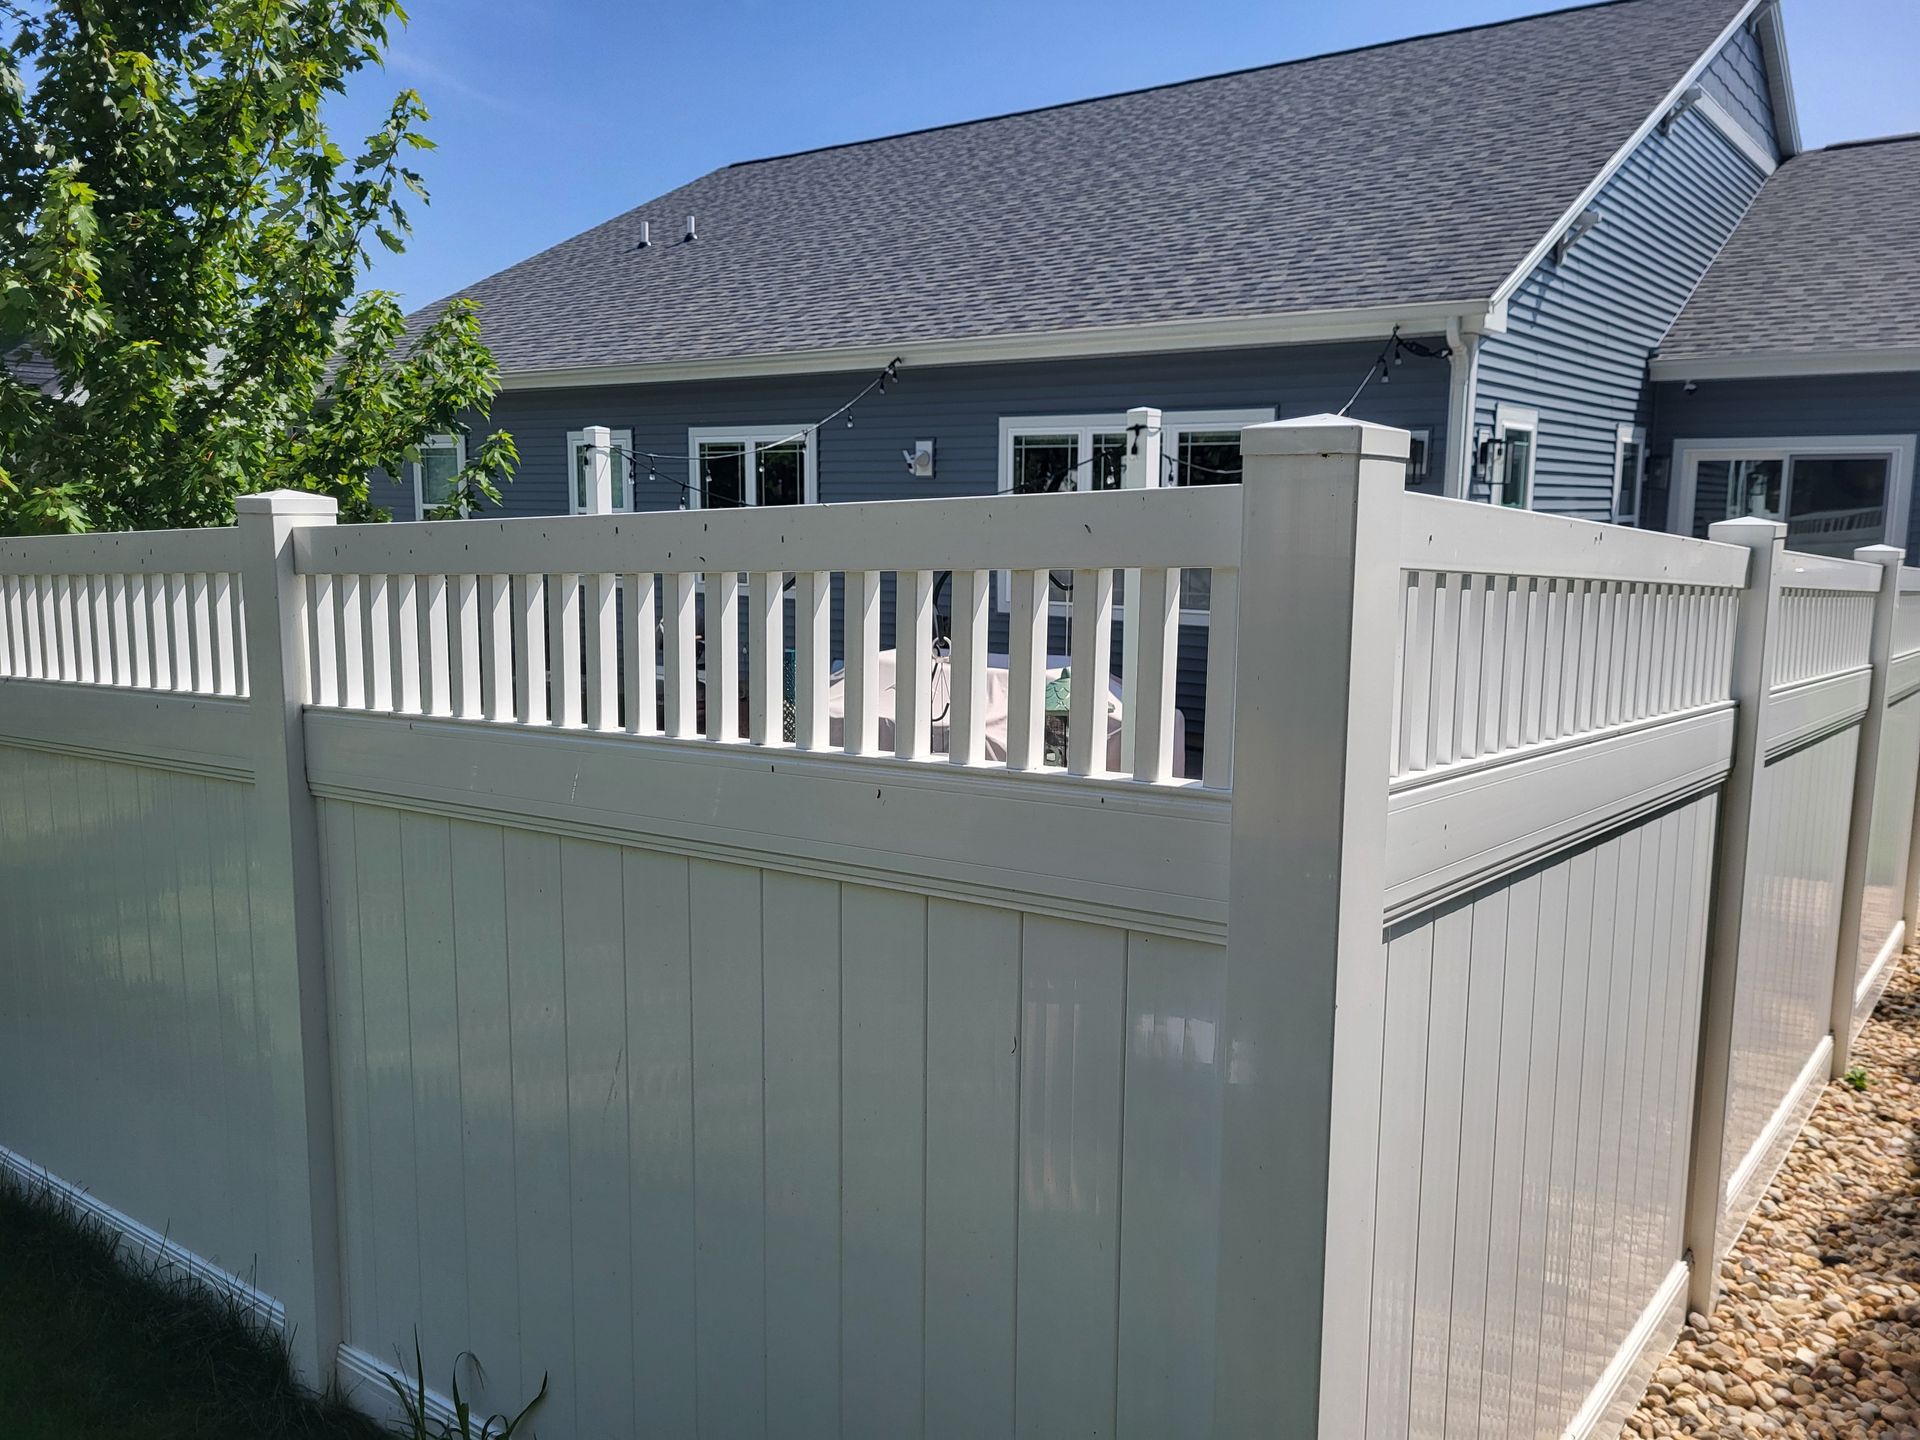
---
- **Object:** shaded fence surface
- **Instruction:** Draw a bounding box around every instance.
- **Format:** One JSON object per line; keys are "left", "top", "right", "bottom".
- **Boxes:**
{"left": 4, "top": 422, "right": 1920, "bottom": 1438}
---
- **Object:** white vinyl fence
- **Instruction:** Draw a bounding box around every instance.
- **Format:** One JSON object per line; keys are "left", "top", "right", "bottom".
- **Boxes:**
{"left": 3, "top": 419, "right": 1919, "bottom": 1439}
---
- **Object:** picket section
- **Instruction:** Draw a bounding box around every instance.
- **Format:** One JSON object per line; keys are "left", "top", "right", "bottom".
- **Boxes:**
{"left": 291, "top": 490, "right": 1238, "bottom": 787}
{"left": 0, "top": 528, "right": 249, "bottom": 696}
{"left": 3, "top": 422, "right": 1920, "bottom": 1440}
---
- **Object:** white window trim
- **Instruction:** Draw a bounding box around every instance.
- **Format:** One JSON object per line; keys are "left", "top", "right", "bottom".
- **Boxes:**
{"left": 685, "top": 425, "right": 818, "bottom": 508}
{"left": 1407, "top": 427, "right": 1433, "bottom": 483}
{"left": 995, "top": 408, "right": 1273, "bottom": 625}
{"left": 1492, "top": 404, "right": 1539, "bottom": 510}
{"left": 1613, "top": 423, "right": 1647, "bottom": 525}
{"left": 995, "top": 409, "right": 1275, "bottom": 497}
{"left": 412, "top": 433, "right": 466, "bottom": 519}
{"left": 1667, "top": 434, "right": 1916, "bottom": 549}
{"left": 566, "top": 428, "right": 635, "bottom": 514}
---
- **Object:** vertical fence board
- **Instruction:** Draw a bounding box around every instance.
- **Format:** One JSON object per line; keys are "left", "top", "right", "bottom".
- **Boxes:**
{"left": 688, "top": 859, "right": 767, "bottom": 1437}
{"left": 840, "top": 885, "right": 930, "bottom": 1436}
{"left": 1015, "top": 915, "right": 1126, "bottom": 1440}
{"left": 623, "top": 849, "right": 698, "bottom": 1436}
{"left": 762, "top": 871, "right": 843, "bottom": 1434}
{"left": 924, "top": 899, "right": 1022, "bottom": 1440}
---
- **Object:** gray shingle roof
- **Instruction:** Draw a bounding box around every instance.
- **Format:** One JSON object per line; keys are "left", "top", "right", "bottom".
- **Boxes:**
{"left": 421, "top": 0, "right": 1749, "bottom": 377}
{"left": 1658, "top": 135, "right": 1920, "bottom": 364}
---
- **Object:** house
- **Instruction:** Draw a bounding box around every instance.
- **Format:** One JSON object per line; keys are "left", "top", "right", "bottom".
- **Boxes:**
{"left": 387, "top": 0, "right": 1799, "bottom": 764}
{"left": 1648, "top": 133, "right": 1920, "bottom": 556}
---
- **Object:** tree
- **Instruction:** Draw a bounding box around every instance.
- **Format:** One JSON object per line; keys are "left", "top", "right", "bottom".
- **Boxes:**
{"left": 0, "top": 0, "right": 516, "bottom": 534}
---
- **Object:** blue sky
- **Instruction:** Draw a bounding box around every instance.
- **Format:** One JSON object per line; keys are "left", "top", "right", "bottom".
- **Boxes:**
{"left": 341, "top": 0, "right": 1920, "bottom": 308}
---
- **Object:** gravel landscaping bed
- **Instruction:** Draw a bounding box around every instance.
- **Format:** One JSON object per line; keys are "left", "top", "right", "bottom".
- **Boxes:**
{"left": 1627, "top": 949, "right": 1920, "bottom": 1439}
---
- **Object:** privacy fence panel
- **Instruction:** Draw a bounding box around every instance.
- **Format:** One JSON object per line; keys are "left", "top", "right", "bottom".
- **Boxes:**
{"left": 1852, "top": 573, "right": 1920, "bottom": 1028}
{"left": 296, "top": 487, "right": 1239, "bottom": 1437}
{"left": 0, "top": 522, "right": 307, "bottom": 1330}
{"left": 1345, "top": 492, "right": 1747, "bottom": 1440}
{"left": 1714, "top": 549, "right": 1882, "bottom": 1258}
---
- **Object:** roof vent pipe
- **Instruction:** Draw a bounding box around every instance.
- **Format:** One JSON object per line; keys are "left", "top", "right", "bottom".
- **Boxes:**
{"left": 685, "top": 214, "right": 698, "bottom": 242}
{"left": 637, "top": 220, "right": 650, "bottom": 248}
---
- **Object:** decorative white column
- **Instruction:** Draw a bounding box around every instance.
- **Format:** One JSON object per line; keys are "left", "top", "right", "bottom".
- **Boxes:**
{"left": 581, "top": 424, "right": 615, "bottom": 515}
{"left": 1118, "top": 406, "right": 1162, "bottom": 774}
{"left": 235, "top": 489, "right": 343, "bottom": 1386}
{"left": 1831, "top": 543, "right": 1904, "bottom": 1075}
{"left": 1211, "top": 415, "right": 1407, "bottom": 1438}
{"left": 1684, "top": 516, "right": 1785, "bottom": 1317}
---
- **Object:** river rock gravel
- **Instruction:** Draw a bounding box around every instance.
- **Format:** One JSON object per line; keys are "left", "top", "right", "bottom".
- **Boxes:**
{"left": 1626, "top": 950, "right": 1920, "bottom": 1439}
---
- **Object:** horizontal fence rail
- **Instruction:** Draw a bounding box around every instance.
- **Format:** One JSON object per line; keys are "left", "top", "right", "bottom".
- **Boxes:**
{"left": 0, "top": 529, "right": 249, "bottom": 697}
{"left": 1390, "top": 495, "right": 1748, "bottom": 780}
{"left": 291, "top": 489, "right": 1242, "bottom": 789}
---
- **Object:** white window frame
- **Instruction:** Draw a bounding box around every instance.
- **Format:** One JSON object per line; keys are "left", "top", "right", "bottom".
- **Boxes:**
{"left": 412, "top": 433, "right": 467, "bottom": 518}
{"left": 1613, "top": 423, "right": 1647, "bottom": 525}
{"left": 995, "top": 409, "right": 1275, "bottom": 498}
{"left": 1491, "top": 404, "right": 1538, "bottom": 510}
{"left": 685, "top": 425, "right": 818, "bottom": 509}
{"left": 1406, "top": 428, "right": 1432, "bottom": 483}
{"left": 995, "top": 408, "right": 1273, "bottom": 625}
{"left": 566, "top": 428, "right": 634, "bottom": 515}
{"left": 1668, "top": 433, "right": 1916, "bottom": 549}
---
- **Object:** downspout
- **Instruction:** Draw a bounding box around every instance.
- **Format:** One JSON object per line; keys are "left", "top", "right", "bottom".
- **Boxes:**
{"left": 1444, "top": 317, "right": 1482, "bottom": 500}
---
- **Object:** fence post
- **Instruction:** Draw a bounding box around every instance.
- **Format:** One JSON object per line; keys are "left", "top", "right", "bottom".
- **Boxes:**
{"left": 1211, "top": 415, "right": 1405, "bottom": 1438}
{"left": 581, "top": 423, "right": 614, "bottom": 514}
{"left": 1118, "top": 405, "right": 1162, "bottom": 775}
{"left": 236, "top": 490, "right": 343, "bottom": 1386}
{"left": 1684, "top": 516, "right": 1785, "bottom": 1318}
{"left": 1831, "top": 544, "right": 1904, "bottom": 1077}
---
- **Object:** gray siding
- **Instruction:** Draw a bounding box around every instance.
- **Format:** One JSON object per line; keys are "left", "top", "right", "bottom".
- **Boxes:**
{"left": 1699, "top": 22, "right": 1779, "bottom": 160}
{"left": 1472, "top": 33, "right": 1775, "bottom": 519}
{"left": 410, "top": 342, "right": 1451, "bottom": 772}
{"left": 431, "top": 340, "right": 1451, "bottom": 523}
{"left": 1648, "top": 372, "right": 1920, "bottom": 555}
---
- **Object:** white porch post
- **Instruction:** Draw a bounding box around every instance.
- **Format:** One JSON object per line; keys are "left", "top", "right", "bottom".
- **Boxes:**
{"left": 1119, "top": 406, "right": 1162, "bottom": 774}
{"left": 1831, "top": 543, "right": 1904, "bottom": 1076}
{"left": 1211, "top": 415, "right": 1406, "bottom": 1437}
{"left": 235, "top": 489, "right": 343, "bottom": 1386}
{"left": 1443, "top": 320, "right": 1482, "bottom": 500}
{"left": 1684, "top": 517, "right": 1785, "bottom": 1317}
{"left": 581, "top": 424, "right": 615, "bottom": 515}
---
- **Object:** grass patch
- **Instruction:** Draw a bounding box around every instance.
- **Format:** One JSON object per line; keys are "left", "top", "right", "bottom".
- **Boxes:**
{"left": 0, "top": 1176, "right": 386, "bottom": 1440}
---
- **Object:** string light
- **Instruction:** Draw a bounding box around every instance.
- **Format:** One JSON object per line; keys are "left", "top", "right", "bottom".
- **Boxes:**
{"left": 1338, "top": 325, "right": 1452, "bottom": 416}
{"left": 575, "top": 357, "right": 904, "bottom": 508}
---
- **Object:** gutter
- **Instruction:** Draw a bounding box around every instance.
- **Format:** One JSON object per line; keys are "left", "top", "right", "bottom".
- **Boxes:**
{"left": 494, "top": 299, "right": 1505, "bottom": 392}
{"left": 1650, "top": 346, "right": 1920, "bottom": 383}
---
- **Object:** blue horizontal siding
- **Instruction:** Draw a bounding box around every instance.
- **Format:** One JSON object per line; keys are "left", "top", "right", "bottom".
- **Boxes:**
{"left": 1472, "top": 29, "right": 1775, "bottom": 520}
{"left": 431, "top": 339, "right": 1450, "bottom": 523}
{"left": 1649, "top": 373, "right": 1920, "bottom": 557}
{"left": 1700, "top": 23, "right": 1779, "bottom": 160}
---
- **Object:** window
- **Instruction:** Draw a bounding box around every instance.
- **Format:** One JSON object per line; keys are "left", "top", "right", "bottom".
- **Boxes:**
{"left": 686, "top": 427, "right": 816, "bottom": 508}
{"left": 1673, "top": 435, "right": 1916, "bottom": 557}
{"left": 1406, "top": 429, "right": 1431, "bottom": 484}
{"left": 413, "top": 434, "right": 466, "bottom": 518}
{"left": 567, "top": 429, "right": 633, "bottom": 514}
{"left": 1614, "top": 424, "right": 1646, "bottom": 525}
{"left": 997, "top": 409, "right": 1272, "bottom": 618}
{"left": 1493, "top": 405, "right": 1537, "bottom": 509}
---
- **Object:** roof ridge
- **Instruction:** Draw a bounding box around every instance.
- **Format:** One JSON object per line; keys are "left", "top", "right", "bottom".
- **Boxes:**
{"left": 728, "top": 0, "right": 1663, "bottom": 170}
{"left": 1813, "top": 132, "right": 1920, "bottom": 153}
